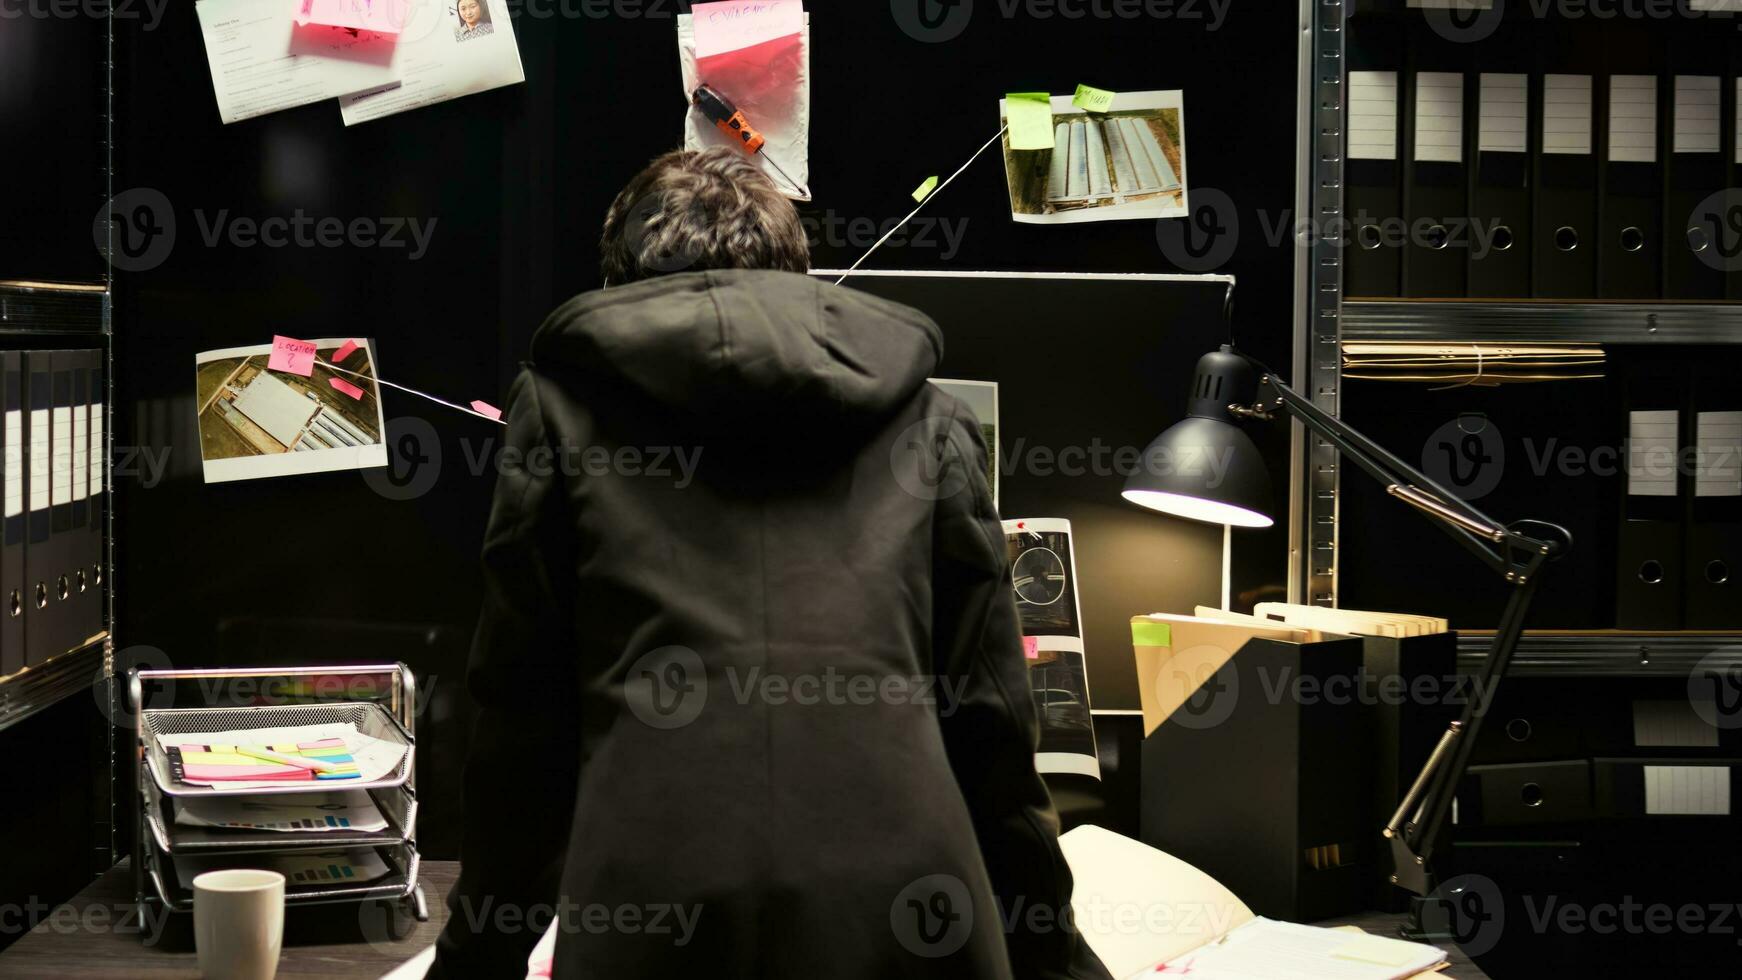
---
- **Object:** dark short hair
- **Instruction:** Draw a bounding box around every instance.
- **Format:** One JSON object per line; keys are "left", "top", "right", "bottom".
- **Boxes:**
{"left": 599, "top": 147, "right": 809, "bottom": 285}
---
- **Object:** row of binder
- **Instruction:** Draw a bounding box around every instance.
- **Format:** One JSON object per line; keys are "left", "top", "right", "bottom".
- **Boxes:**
{"left": 0, "top": 349, "right": 106, "bottom": 678}
{"left": 1617, "top": 364, "right": 1742, "bottom": 629}
{"left": 1349, "top": 24, "right": 1742, "bottom": 299}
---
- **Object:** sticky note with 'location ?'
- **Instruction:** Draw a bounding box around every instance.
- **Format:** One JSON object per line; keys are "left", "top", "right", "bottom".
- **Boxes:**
{"left": 269, "top": 336, "right": 318, "bottom": 377}
{"left": 330, "top": 377, "right": 365, "bottom": 400}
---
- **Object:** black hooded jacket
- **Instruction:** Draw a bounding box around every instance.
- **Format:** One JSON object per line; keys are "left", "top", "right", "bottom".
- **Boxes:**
{"left": 430, "top": 270, "right": 1111, "bottom": 980}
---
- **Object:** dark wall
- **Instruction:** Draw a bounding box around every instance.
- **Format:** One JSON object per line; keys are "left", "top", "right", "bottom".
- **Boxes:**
{"left": 107, "top": 7, "right": 1302, "bottom": 855}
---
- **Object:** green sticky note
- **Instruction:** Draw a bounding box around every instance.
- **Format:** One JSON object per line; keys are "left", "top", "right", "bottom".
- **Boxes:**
{"left": 1130, "top": 621, "right": 1173, "bottom": 648}
{"left": 1005, "top": 92, "right": 1055, "bottom": 151}
{"left": 912, "top": 176, "right": 939, "bottom": 202}
{"left": 1072, "top": 83, "right": 1116, "bottom": 114}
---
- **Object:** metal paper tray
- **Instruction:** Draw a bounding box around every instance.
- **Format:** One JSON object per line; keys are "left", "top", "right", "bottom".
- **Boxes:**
{"left": 143, "top": 702, "right": 414, "bottom": 799}
{"left": 144, "top": 778, "right": 418, "bottom": 855}
{"left": 144, "top": 841, "right": 420, "bottom": 913}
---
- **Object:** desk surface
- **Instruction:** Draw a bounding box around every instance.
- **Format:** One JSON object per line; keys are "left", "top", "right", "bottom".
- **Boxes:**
{"left": 1, "top": 861, "right": 1490, "bottom": 979}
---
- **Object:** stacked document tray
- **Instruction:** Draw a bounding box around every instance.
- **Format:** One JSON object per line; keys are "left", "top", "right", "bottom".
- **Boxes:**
{"left": 128, "top": 666, "right": 428, "bottom": 922}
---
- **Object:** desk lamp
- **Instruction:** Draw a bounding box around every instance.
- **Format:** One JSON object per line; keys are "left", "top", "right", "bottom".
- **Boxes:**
{"left": 1123, "top": 333, "right": 1571, "bottom": 935}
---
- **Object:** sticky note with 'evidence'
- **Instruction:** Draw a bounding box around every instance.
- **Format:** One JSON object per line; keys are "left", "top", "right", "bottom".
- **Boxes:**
{"left": 1005, "top": 93, "right": 1056, "bottom": 151}
{"left": 269, "top": 336, "right": 318, "bottom": 377}
{"left": 1072, "top": 84, "right": 1116, "bottom": 113}
{"left": 692, "top": 0, "right": 804, "bottom": 59}
{"left": 332, "top": 339, "right": 360, "bottom": 363}
{"left": 913, "top": 176, "right": 939, "bottom": 202}
{"left": 330, "top": 377, "right": 365, "bottom": 400}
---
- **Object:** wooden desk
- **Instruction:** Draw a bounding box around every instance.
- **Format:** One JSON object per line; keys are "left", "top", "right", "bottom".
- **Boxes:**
{"left": 2, "top": 860, "right": 1489, "bottom": 979}
{"left": 0, "top": 860, "right": 452, "bottom": 979}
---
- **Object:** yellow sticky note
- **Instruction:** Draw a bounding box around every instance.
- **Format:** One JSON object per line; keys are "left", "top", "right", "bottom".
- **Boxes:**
{"left": 912, "top": 176, "right": 939, "bottom": 202}
{"left": 1005, "top": 92, "right": 1055, "bottom": 151}
{"left": 1072, "top": 83, "right": 1116, "bottom": 113}
{"left": 1328, "top": 937, "right": 1417, "bottom": 968}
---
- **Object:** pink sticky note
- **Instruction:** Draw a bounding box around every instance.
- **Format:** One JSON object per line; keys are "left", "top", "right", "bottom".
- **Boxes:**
{"left": 1023, "top": 636, "right": 1039, "bottom": 660}
{"left": 329, "top": 376, "right": 366, "bottom": 400}
{"left": 294, "top": 0, "right": 415, "bottom": 33}
{"left": 692, "top": 0, "right": 804, "bottom": 58}
{"left": 470, "top": 400, "right": 503, "bottom": 421}
{"left": 333, "top": 339, "right": 360, "bottom": 363}
{"left": 269, "top": 336, "right": 318, "bottom": 377}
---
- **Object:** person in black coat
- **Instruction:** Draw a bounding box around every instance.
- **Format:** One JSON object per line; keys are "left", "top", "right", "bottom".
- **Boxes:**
{"left": 429, "top": 146, "right": 1111, "bottom": 980}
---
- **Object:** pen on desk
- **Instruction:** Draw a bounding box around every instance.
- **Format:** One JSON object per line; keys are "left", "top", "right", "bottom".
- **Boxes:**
{"left": 237, "top": 745, "right": 345, "bottom": 773}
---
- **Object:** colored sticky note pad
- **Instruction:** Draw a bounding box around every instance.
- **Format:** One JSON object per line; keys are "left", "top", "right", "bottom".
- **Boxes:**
{"left": 1023, "top": 636, "right": 1039, "bottom": 660}
{"left": 295, "top": 0, "right": 414, "bottom": 34}
{"left": 692, "top": 0, "right": 805, "bottom": 59}
{"left": 332, "top": 339, "right": 361, "bottom": 363}
{"left": 912, "top": 176, "right": 939, "bottom": 202}
{"left": 1005, "top": 93, "right": 1055, "bottom": 151}
{"left": 470, "top": 400, "right": 502, "bottom": 421}
{"left": 330, "top": 377, "right": 366, "bottom": 400}
{"left": 269, "top": 336, "right": 318, "bottom": 377}
{"left": 1072, "top": 83, "right": 1116, "bottom": 113}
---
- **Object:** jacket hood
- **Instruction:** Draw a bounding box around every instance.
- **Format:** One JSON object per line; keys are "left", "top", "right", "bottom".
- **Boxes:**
{"left": 531, "top": 270, "right": 943, "bottom": 432}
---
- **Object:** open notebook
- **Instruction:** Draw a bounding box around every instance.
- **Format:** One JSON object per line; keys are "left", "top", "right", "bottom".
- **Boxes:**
{"left": 1061, "top": 826, "right": 1447, "bottom": 980}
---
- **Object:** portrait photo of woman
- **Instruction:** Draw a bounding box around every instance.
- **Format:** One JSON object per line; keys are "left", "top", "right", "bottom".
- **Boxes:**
{"left": 454, "top": 0, "right": 493, "bottom": 41}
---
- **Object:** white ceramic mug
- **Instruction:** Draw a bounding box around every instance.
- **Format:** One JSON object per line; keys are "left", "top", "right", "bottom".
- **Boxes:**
{"left": 192, "top": 868, "right": 285, "bottom": 980}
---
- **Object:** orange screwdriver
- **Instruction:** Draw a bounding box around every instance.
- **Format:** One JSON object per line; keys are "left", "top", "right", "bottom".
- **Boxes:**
{"left": 691, "top": 83, "right": 802, "bottom": 190}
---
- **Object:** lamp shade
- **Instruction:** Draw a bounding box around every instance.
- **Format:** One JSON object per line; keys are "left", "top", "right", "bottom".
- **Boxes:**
{"left": 1121, "top": 346, "right": 1276, "bottom": 528}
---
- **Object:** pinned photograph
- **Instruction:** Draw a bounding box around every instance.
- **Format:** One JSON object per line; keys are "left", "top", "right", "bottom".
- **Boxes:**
{"left": 1005, "top": 517, "right": 1099, "bottom": 778}
{"left": 195, "top": 338, "right": 388, "bottom": 483}
{"left": 999, "top": 89, "right": 1188, "bottom": 224}
{"left": 927, "top": 378, "right": 998, "bottom": 507}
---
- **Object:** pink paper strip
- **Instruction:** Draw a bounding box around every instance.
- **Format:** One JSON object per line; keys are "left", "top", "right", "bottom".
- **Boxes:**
{"left": 1023, "top": 636, "right": 1039, "bottom": 660}
{"left": 692, "top": 0, "right": 803, "bottom": 59}
{"left": 295, "top": 0, "right": 414, "bottom": 34}
{"left": 330, "top": 377, "right": 366, "bottom": 400}
{"left": 269, "top": 336, "right": 318, "bottom": 377}
{"left": 470, "top": 400, "right": 502, "bottom": 420}
{"left": 333, "top": 339, "right": 360, "bottom": 363}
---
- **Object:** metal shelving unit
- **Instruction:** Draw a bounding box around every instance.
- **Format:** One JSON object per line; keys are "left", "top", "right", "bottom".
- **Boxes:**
{"left": 1346, "top": 299, "right": 1742, "bottom": 344}
{"left": 1458, "top": 631, "right": 1742, "bottom": 676}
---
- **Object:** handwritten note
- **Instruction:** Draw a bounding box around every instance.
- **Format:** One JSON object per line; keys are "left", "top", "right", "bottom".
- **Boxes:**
{"left": 329, "top": 377, "right": 366, "bottom": 400}
{"left": 470, "top": 400, "right": 503, "bottom": 421}
{"left": 1072, "top": 84, "right": 1116, "bottom": 113}
{"left": 692, "top": 0, "right": 804, "bottom": 59}
{"left": 333, "top": 339, "right": 361, "bottom": 363}
{"left": 1005, "top": 93, "right": 1055, "bottom": 151}
{"left": 912, "top": 176, "right": 938, "bottom": 202}
{"left": 269, "top": 336, "right": 318, "bottom": 377}
{"left": 294, "top": 0, "right": 414, "bottom": 33}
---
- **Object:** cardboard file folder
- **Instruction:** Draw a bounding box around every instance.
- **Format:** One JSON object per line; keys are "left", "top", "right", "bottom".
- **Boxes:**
{"left": 1598, "top": 72, "right": 1663, "bottom": 298}
{"left": 1534, "top": 70, "right": 1598, "bottom": 297}
{"left": 1469, "top": 70, "right": 1532, "bottom": 297}
{"left": 1685, "top": 375, "right": 1742, "bottom": 628}
{"left": 1346, "top": 21, "right": 1403, "bottom": 298}
{"left": 1617, "top": 398, "right": 1683, "bottom": 629}
{"left": 1133, "top": 615, "right": 1369, "bottom": 922}
{"left": 1401, "top": 68, "right": 1468, "bottom": 297}
{"left": 1665, "top": 67, "right": 1728, "bottom": 300}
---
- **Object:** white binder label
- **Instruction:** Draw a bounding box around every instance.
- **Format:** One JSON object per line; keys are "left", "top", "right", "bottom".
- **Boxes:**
{"left": 1607, "top": 75, "right": 1657, "bottom": 163}
{"left": 1413, "top": 72, "right": 1464, "bottom": 163}
{"left": 73, "top": 405, "right": 88, "bottom": 502}
{"left": 1627, "top": 409, "right": 1679, "bottom": 497}
{"left": 3, "top": 411, "right": 19, "bottom": 520}
{"left": 1674, "top": 75, "right": 1721, "bottom": 154}
{"left": 1542, "top": 74, "right": 1593, "bottom": 155}
{"left": 1695, "top": 410, "right": 1742, "bottom": 497}
{"left": 1349, "top": 71, "right": 1399, "bottom": 161}
{"left": 1644, "top": 765, "right": 1730, "bottom": 816}
{"left": 29, "top": 409, "right": 49, "bottom": 512}
{"left": 51, "top": 406, "right": 71, "bottom": 507}
{"left": 1477, "top": 73, "right": 1527, "bottom": 154}
{"left": 90, "top": 403, "right": 104, "bottom": 496}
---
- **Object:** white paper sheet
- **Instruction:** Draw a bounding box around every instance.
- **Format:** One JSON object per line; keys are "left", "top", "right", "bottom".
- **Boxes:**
{"left": 1162, "top": 918, "right": 1445, "bottom": 980}
{"left": 339, "top": 0, "right": 525, "bottom": 125}
{"left": 174, "top": 789, "right": 390, "bottom": 833}
{"left": 195, "top": 0, "right": 401, "bottom": 125}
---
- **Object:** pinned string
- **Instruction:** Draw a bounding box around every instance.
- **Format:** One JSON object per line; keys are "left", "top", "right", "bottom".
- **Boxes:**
{"left": 321, "top": 359, "right": 507, "bottom": 425}
{"left": 1013, "top": 519, "right": 1042, "bottom": 541}
{"left": 1430, "top": 344, "right": 1484, "bottom": 391}
{"left": 834, "top": 125, "right": 1010, "bottom": 285}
